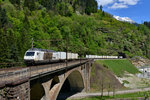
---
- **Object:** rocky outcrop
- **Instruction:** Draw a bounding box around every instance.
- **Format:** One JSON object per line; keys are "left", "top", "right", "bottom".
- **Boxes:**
{"left": 131, "top": 56, "right": 150, "bottom": 68}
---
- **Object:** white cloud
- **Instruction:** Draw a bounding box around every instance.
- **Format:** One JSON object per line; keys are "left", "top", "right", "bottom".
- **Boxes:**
{"left": 119, "top": 0, "right": 139, "bottom": 5}
{"left": 96, "top": 0, "right": 114, "bottom": 6}
{"left": 113, "top": 15, "right": 135, "bottom": 23}
{"left": 96, "top": 0, "right": 139, "bottom": 9}
{"left": 109, "top": 3, "right": 128, "bottom": 9}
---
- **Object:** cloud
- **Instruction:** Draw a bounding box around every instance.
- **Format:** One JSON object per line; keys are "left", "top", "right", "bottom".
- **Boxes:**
{"left": 113, "top": 15, "right": 135, "bottom": 23}
{"left": 109, "top": 3, "right": 128, "bottom": 9}
{"left": 96, "top": 0, "right": 139, "bottom": 9}
{"left": 96, "top": 0, "right": 114, "bottom": 6}
{"left": 118, "top": 0, "right": 139, "bottom": 5}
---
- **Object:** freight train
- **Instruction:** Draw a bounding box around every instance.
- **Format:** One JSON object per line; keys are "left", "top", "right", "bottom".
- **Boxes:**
{"left": 24, "top": 48, "right": 78, "bottom": 65}
{"left": 24, "top": 48, "right": 123, "bottom": 65}
{"left": 85, "top": 55, "right": 123, "bottom": 59}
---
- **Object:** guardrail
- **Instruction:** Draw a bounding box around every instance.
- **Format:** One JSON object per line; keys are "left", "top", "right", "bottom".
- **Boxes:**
{"left": 0, "top": 68, "right": 29, "bottom": 87}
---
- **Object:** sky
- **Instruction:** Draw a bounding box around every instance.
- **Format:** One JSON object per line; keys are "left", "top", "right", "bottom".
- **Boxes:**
{"left": 96, "top": 0, "right": 150, "bottom": 23}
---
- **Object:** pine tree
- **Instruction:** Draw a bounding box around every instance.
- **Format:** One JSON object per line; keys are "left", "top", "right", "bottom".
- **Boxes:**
{"left": 0, "top": 29, "right": 10, "bottom": 63}
{"left": 85, "top": 0, "right": 97, "bottom": 15}
{"left": 100, "top": 5, "right": 103, "bottom": 11}
{"left": 9, "top": 0, "right": 20, "bottom": 6}
{"left": 24, "top": 0, "right": 36, "bottom": 11}
{"left": 0, "top": 8, "right": 8, "bottom": 28}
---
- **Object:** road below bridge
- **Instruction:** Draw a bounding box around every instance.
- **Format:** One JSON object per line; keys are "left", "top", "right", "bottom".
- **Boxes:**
{"left": 68, "top": 87, "right": 150, "bottom": 99}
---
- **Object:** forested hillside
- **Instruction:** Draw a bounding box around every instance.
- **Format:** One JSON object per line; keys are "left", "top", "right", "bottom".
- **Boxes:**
{"left": 0, "top": 0, "right": 150, "bottom": 66}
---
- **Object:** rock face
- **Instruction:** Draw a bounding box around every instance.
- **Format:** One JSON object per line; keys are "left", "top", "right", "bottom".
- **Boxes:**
{"left": 131, "top": 57, "right": 150, "bottom": 68}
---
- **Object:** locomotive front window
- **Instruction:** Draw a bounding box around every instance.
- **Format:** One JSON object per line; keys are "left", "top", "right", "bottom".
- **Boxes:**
{"left": 26, "top": 52, "right": 35, "bottom": 56}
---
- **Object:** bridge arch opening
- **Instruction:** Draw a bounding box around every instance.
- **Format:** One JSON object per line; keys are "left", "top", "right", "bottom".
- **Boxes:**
{"left": 57, "top": 70, "right": 84, "bottom": 100}
{"left": 50, "top": 76, "right": 60, "bottom": 90}
{"left": 30, "top": 83, "right": 45, "bottom": 100}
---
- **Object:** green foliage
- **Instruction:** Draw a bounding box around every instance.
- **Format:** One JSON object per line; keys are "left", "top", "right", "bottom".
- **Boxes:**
{"left": 85, "top": 0, "right": 97, "bottom": 15}
{"left": 0, "top": 7, "right": 8, "bottom": 28}
{"left": 97, "top": 59, "right": 139, "bottom": 77}
{"left": 144, "top": 21, "right": 150, "bottom": 29}
{"left": 24, "top": 0, "right": 36, "bottom": 11}
{"left": 9, "top": 0, "right": 20, "bottom": 7}
{"left": 37, "top": 0, "right": 97, "bottom": 15}
{"left": 122, "top": 80, "right": 129, "bottom": 86}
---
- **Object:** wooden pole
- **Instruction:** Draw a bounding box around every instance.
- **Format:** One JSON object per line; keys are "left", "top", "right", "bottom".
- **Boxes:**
{"left": 32, "top": 38, "right": 33, "bottom": 49}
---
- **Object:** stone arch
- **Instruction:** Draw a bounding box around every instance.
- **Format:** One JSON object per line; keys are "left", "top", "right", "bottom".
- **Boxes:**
{"left": 42, "top": 68, "right": 86, "bottom": 100}
{"left": 50, "top": 76, "right": 60, "bottom": 90}
{"left": 30, "top": 83, "right": 45, "bottom": 100}
{"left": 56, "top": 69, "right": 85, "bottom": 100}
{"left": 67, "top": 70, "right": 84, "bottom": 92}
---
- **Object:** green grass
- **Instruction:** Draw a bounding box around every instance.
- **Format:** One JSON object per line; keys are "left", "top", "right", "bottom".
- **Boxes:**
{"left": 69, "top": 91, "right": 150, "bottom": 100}
{"left": 97, "top": 59, "right": 139, "bottom": 77}
{"left": 122, "top": 80, "right": 129, "bottom": 84}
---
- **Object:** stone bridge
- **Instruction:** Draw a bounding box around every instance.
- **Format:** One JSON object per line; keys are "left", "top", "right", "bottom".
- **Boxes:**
{"left": 0, "top": 59, "right": 93, "bottom": 100}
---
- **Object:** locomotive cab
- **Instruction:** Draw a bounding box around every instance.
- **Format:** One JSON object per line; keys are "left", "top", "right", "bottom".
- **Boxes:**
{"left": 24, "top": 51, "right": 36, "bottom": 64}
{"left": 24, "top": 48, "right": 52, "bottom": 65}
{"left": 25, "top": 52, "right": 35, "bottom": 58}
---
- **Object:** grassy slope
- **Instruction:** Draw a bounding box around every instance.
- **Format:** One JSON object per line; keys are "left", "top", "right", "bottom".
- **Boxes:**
{"left": 90, "top": 59, "right": 140, "bottom": 92}
{"left": 90, "top": 62, "right": 123, "bottom": 92}
{"left": 97, "top": 59, "right": 139, "bottom": 77}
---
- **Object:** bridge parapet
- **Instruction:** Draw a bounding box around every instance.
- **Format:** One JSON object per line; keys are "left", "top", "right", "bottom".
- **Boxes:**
{"left": 0, "top": 68, "right": 29, "bottom": 88}
{"left": 0, "top": 60, "right": 89, "bottom": 87}
{"left": 0, "top": 59, "right": 93, "bottom": 100}
{"left": 30, "top": 60, "right": 89, "bottom": 79}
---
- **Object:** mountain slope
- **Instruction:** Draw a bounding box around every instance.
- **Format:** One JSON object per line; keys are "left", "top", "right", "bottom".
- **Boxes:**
{"left": 0, "top": 0, "right": 150, "bottom": 67}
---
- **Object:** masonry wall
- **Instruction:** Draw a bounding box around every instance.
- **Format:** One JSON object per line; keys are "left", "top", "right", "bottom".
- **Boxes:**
{"left": 0, "top": 81, "right": 30, "bottom": 100}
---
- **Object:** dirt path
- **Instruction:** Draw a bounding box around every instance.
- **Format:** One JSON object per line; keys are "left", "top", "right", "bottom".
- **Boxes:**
{"left": 68, "top": 88, "right": 150, "bottom": 99}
